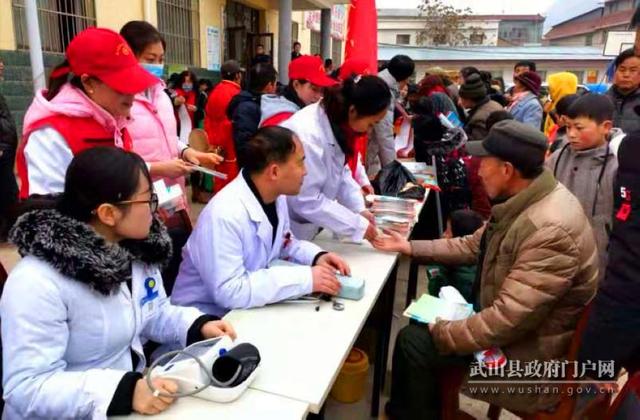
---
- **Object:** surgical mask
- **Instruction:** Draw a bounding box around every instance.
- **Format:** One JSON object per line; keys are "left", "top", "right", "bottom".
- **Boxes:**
{"left": 182, "top": 83, "right": 193, "bottom": 92}
{"left": 141, "top": 63, "right": 164, "bottom": 79}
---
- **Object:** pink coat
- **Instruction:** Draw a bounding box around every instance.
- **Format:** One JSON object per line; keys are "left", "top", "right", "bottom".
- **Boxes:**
{"left": 129, "top": 82, "right": 187, "bottom": 210}
{"left": 23, "top": 84, "right": 129, "bottom": 144}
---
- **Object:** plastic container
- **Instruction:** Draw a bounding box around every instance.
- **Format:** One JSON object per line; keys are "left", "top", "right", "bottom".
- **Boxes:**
{"left": 330, "top": 348, "right": 369, "bottom": 403}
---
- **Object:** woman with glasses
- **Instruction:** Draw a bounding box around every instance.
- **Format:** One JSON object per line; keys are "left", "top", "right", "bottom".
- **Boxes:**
{"left": 1, "top": 147, "right": 236, "bottom": 419}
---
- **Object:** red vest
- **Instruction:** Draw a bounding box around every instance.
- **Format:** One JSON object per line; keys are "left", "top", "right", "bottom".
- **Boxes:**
{"left": 17, "top": 114, "right": 133, "bottom": 198}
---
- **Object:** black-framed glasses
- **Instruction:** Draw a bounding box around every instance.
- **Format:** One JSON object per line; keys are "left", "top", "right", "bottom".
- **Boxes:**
{"left": 115, "top": 193, "right": 159, "bottom": 213}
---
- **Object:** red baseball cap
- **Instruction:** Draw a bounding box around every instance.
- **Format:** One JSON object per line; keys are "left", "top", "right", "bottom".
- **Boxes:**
{"left": 52, "top": 27, "right": 158, "bottom": 95}
{"left": 288, "top": 55, "right": 337, "bottom": 88}
{"left": 338, "top": 58, "right": 375, "bottom": 81}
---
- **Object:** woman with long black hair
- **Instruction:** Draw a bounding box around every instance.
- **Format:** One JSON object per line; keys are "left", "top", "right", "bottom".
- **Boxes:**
{"left": 2, "top": 147, "right": 235, "bottom": 419}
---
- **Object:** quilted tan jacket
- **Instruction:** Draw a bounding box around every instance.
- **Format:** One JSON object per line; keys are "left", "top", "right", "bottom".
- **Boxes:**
{"left": 411, "top": 170, "right": 599, "bottom": 413}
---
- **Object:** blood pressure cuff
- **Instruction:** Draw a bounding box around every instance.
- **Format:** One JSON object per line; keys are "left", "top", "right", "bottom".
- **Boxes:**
{"left": 211, "top": 343, "right": 261, "bottom": 388}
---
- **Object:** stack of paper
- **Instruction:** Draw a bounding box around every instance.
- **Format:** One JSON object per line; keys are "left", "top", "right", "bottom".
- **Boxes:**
{"left": 403, "top": 294, "right": 474, "bottom": 324}
{"left": 367, "top": 195, "right": 419, "bottom": 234}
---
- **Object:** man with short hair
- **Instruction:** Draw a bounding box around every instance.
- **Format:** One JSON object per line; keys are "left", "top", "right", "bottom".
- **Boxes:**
{"left": 506, "top": 61, "right": 538, "bottom": 98}
{"left": 291, "top": 42, "right": 302, "bottom": 60}
{"left": 605, "top": 48, "right": 640, "bottom": 133}
{"left": 514, "top": 60, "right": 537, "bottom": 77}
{"left": 172, "top": 126, "right": 350, "bottom": 316}
{"left": 204, "top": 60, "right": 245, "bottom": 192}
{"left": 251, "top": 44, "right": 271, "bottom": 66}
{"left": 367, "top": 54, "right": 415, "bottom": 176}
{"left": 374, "top": 120, "right": 598, "bottom": 419}
{"left": 227, "top": 63, "right": 278, "bottom": 166}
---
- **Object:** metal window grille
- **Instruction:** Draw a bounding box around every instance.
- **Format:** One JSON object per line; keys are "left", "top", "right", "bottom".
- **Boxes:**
{"left": 331, "top": 38, "right": 342, "bottom": 65}
{"left": 12, "top": 0, "right": 96, "bottom": 53}
{"left": 158, "top": 0, "right": 201, "bottom": 66}
{"left": 310, "top": 31, "right": 321, "bottom": 55}
{"left": 292, "top": 21, "right": 299, "bottom": 43}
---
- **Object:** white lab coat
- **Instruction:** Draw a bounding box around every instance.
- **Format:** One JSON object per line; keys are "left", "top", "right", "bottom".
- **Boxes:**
{"left": 281, "top": 103, "right": 369, "bottom": 241}
{"left": 172, "top": 173, "right": 323, "bottom": 316}
{"left": 1, "top": 257, "right": 203, "bottom": 420}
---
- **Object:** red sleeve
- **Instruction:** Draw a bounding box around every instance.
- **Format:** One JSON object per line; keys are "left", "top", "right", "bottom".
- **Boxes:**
{"left": 261, "top": 112, "right": 294, "bottom": 128}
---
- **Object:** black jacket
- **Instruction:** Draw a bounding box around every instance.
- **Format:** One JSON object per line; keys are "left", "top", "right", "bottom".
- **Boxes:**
{"left": 227, "top": 91, "right": 262, "bottom": 166}
{"left": 0, "top": 93, "right": 17, "bottom": 152}
{"left": 0, "top": 92, "right": 18, "bottom": 221}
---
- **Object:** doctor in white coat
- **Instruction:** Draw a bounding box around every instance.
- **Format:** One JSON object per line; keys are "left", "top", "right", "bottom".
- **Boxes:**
{"left": 281, "top": 75, "right": 392, "bottom": 242}
{"left": 172, "top": 126, "right": 350, "bottom": 317}
{"left": 1, "top": 148, "right": 235, "bottom": 419}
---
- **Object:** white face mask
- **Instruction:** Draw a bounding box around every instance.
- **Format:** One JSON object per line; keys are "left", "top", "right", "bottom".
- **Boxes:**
{"left": 182, "top": 83, "right": 193, "bottom": 92}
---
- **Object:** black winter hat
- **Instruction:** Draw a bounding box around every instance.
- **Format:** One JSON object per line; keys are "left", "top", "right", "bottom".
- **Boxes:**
{"left": 459, "top": 73, "right": 487, "bottom": 101}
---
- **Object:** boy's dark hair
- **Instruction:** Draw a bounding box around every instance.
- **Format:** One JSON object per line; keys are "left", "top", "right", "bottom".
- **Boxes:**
{"left": 249, "top": 63, "right": 277, "bottom": 93}
{"left": 387, "top": 55, "right": 415, "bottom": 82}
{"left": 242, "top": 126, "right": 297, "bottom": 174}
{"left": 555, "top": 94, "right": 580, "bottom": 117}
{"left": 293, "top": 41, "right": 301, "bottom": 48}
{"left": 486, "top": 110, "right": 514, "bottom": 131}
{"left": 567, "top": 93, "right": 614, "bottom": 123}
{"left": 324, "top": 58, "right": 333, "bottom": 67}
{"left": 614, "top": 48, "right": 637, "bottom": 69}
{"left": 514, "top": 61, "right": 537, "bottom": 72}
{"left": 449, "top": 209, "right": 484, "bottom": 237}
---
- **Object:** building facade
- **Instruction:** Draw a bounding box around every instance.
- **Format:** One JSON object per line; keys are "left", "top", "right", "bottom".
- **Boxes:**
{"left": 544, "top": 0, "right": 638, "bottom": 47}
{"left": 0, "top": 0, "right": 347, "bottom": 129}
{"left": 377, "top": 9, "right": 544, "bottom": 47}
{"left": 378, "top": 44, "right": 610, "bottom": 86}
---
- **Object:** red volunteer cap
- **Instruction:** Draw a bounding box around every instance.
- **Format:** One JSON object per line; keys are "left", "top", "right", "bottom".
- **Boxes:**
{"left": 52, "top": 27, "right": 158, "bottom": 95}
{"left": 338, "top": 58, "right": 375, "bottom": 81}
{"left": 288, "top": 55, "right": 337, "bottom": 88}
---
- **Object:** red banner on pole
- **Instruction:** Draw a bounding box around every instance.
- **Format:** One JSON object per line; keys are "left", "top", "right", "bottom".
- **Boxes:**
{"left": 344, "top": 0, "right": 378, "bottom": 74}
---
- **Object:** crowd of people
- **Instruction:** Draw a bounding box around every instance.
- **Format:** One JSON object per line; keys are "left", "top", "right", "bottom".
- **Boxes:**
{"left": 0, "top": 16, "right": 638, "bottom": 420}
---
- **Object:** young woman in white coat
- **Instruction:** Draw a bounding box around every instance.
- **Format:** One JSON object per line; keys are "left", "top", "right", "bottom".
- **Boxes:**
{"left": 281, "top": 75, "right": 391, "bottom": 242}
{"left": 172, "top": 126, "right": 350, "bottom": 316}
{"left": 1, "top": 147, "right": 235, "bottom": 419}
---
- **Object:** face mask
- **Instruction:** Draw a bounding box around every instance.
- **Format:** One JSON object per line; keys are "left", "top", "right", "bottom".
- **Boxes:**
{"left": 182, "top": 83, "right": 193, "bottom": 92}
{"left": 141, "top": 63, "right": 164, "bottom": 79}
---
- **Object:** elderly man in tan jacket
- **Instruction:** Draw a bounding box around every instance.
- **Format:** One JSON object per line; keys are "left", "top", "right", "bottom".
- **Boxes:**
{"left": 374, "top": 120, "right": 599, "bottom": 420}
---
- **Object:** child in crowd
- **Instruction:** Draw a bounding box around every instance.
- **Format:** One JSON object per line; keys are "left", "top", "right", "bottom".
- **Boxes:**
{"left": 547, "top": 93, "right": 579, "bottom": 153}
{"left": 546, "top": 94, "right": 625, "bottom": 280}
{"left": 426, "top": 209, "right": 484, "bottom": 302}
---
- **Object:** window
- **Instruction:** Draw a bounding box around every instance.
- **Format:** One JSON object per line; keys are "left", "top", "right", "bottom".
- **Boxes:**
{"left": 396, "top": 34, "right": 411, "bottom": 45}
{"left": 332, "top": 38, "right": 342, "bottom": 66}
{"left": 12, "top": 0, "right": 96, "bottom": 53}
{"left": 569, "top": 70, "right": 584, "bottom": 83}
{"left": 310, "top": 31, "right": 321, "bottom": 55}
{"left": 158, "top": 0, "right": 200, "bottom": 66}
{"left": 469, "top": 32, "right": 485, "bottom": 45}
{"left": 292, "top": 21, "right": 299, "bottom": 43}
{"left": 585, "top": 33, "right": 593, "bottom": 46}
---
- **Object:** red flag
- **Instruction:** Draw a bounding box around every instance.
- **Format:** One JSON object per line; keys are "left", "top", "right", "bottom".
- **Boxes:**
{"left": 344, "top": 0, "right": 378, "bottom": 74}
